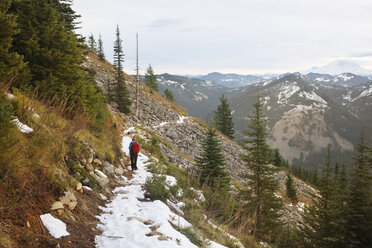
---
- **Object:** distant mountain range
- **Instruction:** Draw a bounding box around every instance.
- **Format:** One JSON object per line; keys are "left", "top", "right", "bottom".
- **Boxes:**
{"left": 152, "top": 71, "right": 372, "bottom": 170}
{"left": 303, "top": 60, "right": 372, "bottom": 76}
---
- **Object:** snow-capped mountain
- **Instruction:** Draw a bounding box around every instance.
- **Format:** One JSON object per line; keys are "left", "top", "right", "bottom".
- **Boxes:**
{"left": 306, "top": 72, "right": 370, "bottom": 86}
{"left": 304, "top": 60, "right": 372, "bottom": 76}
{"left": 227, "top": 74, "right": 368, "bottom": 169}
{"left": 198, "top": 72, "right": 265, "bottom": 88}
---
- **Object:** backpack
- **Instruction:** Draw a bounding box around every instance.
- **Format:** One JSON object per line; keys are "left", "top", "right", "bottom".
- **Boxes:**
{"left": 131, "top": 142, "right": 140, "bottom": 154}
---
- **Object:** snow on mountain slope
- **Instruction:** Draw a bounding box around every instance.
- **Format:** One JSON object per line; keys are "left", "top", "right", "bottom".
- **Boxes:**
{"left": 304, "top": 60, "right": 372, "bottom": 76}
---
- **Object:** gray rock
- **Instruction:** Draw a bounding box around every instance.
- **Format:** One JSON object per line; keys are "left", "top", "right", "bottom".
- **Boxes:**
{"left": 103, "top": 161, "right": 115, "bottom": 175}
{"left": 51, "top": 201, "right": 64, "bottom": 210}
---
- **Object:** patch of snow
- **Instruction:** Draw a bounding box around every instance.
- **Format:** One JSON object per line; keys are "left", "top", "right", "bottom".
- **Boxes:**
{"left": 153, "top": 122, "right": 168, "bottom": 128}
{"left": 262, "top": 80, "right": 272, "bottom": 86}
{"left": 190, "top": 188, "right": 206, "bottom": 202}
{"left": 33, "top": 113, "right": 40, "bottom": 119}
{"left": 83, "top": 186, "right": 92, "bottom": 191}
{"left": 231, "top": 110, "right": 235, "bottom": 115}
{"left": 352, "top": 86, "right": 372, "bottom": 102}
{"left": 343, "top": 91, "right": 352, "bottom": 101}
{"left": 335, "top": 73, "right": 354, "bottom": 82}
{"left": 297, "top": 202, "right": 305, "bottom": 212}
{"left": 165, "top": 175, "right": 177, "bottom": 186}
{"left": 40, "top": 214, "right": 69, "bottom": 238}
{"left": 277, "top": 82, "right": 300, "bottom": 104}
{"left": 177, "top": 115, "right": 187, "bottom": 124}
{"left": 95, "top": 169, "right": 107, "bottom": 178}
{"left": 6, "top": 93, "right": 15, "bottom": 99}
{"left": 165, "top": 80, "right": 178, "bottom": 85}
{"left": 96, "top": 135, "right": 197, "bottom": 248}
{"left": 180, "top": 84, "right": 185, "bottom": 90}
{"left": 12, "top": 117, "right": 33, "bottom": 133}
{"left": 207, "top": 239, "right": 228, "bottom": 248}
{"left": 315, "top": 77, "right": 331, "bottom": 83}
{"left": 267, "top": 106, "right": 271, "bottom": 110}
{"left": 298, "top": 91, "right": 327, "bottom": 104}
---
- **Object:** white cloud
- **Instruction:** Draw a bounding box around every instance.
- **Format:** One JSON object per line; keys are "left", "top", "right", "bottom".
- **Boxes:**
{"left": 73, "top": 0, "right": 372, "bottom": 75}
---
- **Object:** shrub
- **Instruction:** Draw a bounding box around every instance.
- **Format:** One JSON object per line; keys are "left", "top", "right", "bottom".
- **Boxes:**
{"left": 144, "top": 174, "right": 169, "bottom": 201}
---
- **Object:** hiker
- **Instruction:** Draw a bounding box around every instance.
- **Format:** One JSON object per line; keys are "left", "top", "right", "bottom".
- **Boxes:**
{"left": 129, "top": 137, "right": 140, "bottom": 170}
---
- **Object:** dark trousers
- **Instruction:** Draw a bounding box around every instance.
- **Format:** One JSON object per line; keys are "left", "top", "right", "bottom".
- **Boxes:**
{"left": 130, "top": 153, "right": 138, "bottom": 170}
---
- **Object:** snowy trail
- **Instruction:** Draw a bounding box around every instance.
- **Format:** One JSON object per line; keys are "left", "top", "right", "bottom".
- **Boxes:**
{"left": 95, "top": 133, "right": 198, "bottom": 248}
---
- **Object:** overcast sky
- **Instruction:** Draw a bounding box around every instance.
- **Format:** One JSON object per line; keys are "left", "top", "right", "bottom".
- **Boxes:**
{"left": 74, "top": 0, "right": 372, "bottom": 75}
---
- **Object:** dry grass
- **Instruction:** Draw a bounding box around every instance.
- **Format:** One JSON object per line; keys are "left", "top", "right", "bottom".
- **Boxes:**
{"left": 0, "top": 89, "right": 122, "bottom": 247}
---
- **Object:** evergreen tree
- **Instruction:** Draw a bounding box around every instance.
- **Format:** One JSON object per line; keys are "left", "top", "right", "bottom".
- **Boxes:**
{"left": 97, "top": 34, "right": 105, "bottom": 60}
{"left": 144, "top": 64, "right": 158, "bottom": 92}
{"left": 113, "top": 25, "right": 131, "bottom": 114}
{"left": 286, "top": 171, "right": 298, "bottom": 203}
{"left": 273, "top": 149, "right": 282, "bottom": 167}
{"left": 214, "top": 95, "right": 234, "bottom": 139}
{"left": 164, "top": 88, "right": 174, "bottom": 101}
{"left": 348, "top": 134, "right": 372, "bottom": 247}
{"left": 88, "top": 34, "right": 97, "bottom": 52}
{"left": 302, "top": 145, "right": 336, "bottom": 247}
{"left": 9, "top": 0, "right": 106, "bottom": 119}
{"left": 0, "top": 0, "right": 24, "bottom": 85}
{"left": 329, "top": 161, "right": 350, "bottom": 248}
{"left": 240, "top": 92, "right": 283, "bottom": 240}
{"left": 195, "top": 127, "right": 230, "bottom": 190}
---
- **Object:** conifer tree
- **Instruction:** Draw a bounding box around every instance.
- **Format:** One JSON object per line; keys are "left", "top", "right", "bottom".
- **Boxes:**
{"left": 240, "top": 92, "right": 283, "bottom": 239}
{"left": 144, "top": 64, "right": 158, "bottom": 92}
{"left": 164, "top": 88, "right": 174, "bottom": 101}
{"left": 10, "top": 0, "right": 106, "bottom": 119}
{"left": 286, "top": 171, "right": 298, "bottom": 203}
{"left": 195, "top": 127, "right": 230, "bottom": 190}
{"left": 113, "top": 25, "right": 131, "bottom": 114}
{"left": 302, "top": 145, "right": 336, "bottom": 247}
{"left": 329, "top": 161, "right": 350, "bottom": 247}
{"left": 0, "top": 0, "right": 24, "bottom": 85}
{"left": 88, "top": 34, "right": 97, "bottom": 52}
{"left": 273, "top": 149, "right": 282, "bottom": 167}
{"left": 97, "top": 34, "right": 105, "bottom": 60}
{"left": 214, "top": 95, "right": 234, "bottom": 139}
{"left": 348, "top": 134, "right": 372, "bottom": 247}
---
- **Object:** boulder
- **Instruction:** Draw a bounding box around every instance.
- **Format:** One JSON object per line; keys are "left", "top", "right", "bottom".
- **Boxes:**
{"left": 51, "top": 201, "right": 64, "bottom": 210}
{"left": 103, "top": 161, "right": 115, "bottom": 175}
{"left": 114, "top": 167, "right": 124, "bottom": 175}
{"left": 59, "top": 191, "right": 77, "bottom": 205}
{"left": 76, "top": 182, "right": 82, "bottom": 191}
{"left": 68, "top": 201, "right": 78, "bottom": 210}
{"left": 99, "top": 193, "right": 108, "bottom": 200}
{"left": 89, "top": 171, "right": 109, "bottom": 188}
{"left": 93, "top": 158, "right": 102, "bottom": 166}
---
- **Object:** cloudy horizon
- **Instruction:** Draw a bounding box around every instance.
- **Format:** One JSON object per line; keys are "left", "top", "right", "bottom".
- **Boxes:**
{"left": 74, "top": 0, "right": 372, "bottom": 75}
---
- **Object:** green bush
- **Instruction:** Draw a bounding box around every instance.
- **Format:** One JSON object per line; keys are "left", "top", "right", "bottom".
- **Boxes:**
{"left": 179, "top": 227, "right": 204, "bottom": 247}
{"left": 144, "top": 174, "right": 170, "bottom": 201}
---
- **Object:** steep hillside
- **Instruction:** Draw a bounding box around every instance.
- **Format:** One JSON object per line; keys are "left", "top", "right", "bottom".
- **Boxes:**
{"left": 155, "top": 74, "right": 237, "bottom": 122}
{"left": 230, "top": 74, "right": 362, "bottom": 169}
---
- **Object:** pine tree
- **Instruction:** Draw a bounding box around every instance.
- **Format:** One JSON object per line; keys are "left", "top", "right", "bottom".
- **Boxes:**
{"left": 240, "top": 92, "right": 283, "bottom": 239}
{"left": 214, "top": 95, "right": 234, "bottom": 139}
{"left": 97, "top": 34, "right": 105, "bottom": 60}
{"left": 9, "top": 0, "right": 106, "bottom": 119}
{"left": 348, "top": 134, "right": 372, "bottom": 247}
{"left": 273, "top": 149, "right": 282, "bottom": 167}
{"left": 302, "top": 145, "right": 336, "bottom": 247}
{"left": 144, "top": 64, "right": 158, "bottom": 92}
{"left": 0, "top": 0, "right": 24, "bottom": 85}
{"left": 164, "top": 88, "right": 174, "bottom": 101}
{"left": 113, "top": 25, "right": 131, "bottom": 114}
{"left": 195, "top": 127, "right": 230, "bottom": 190}
{"left": 88, "top": 34, "right": 97, "bottom": 52}
{"left": 286, "top": 171, "right": 298, "bottom": 203}
{"left": 329, "top": 161, "right": 350, "bottom": 247}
